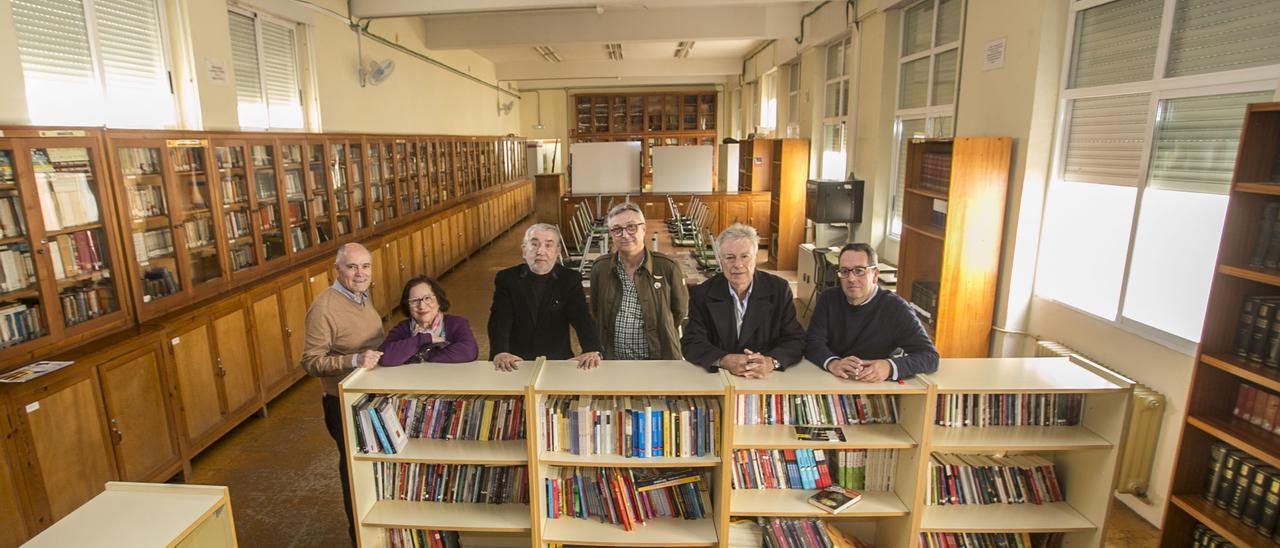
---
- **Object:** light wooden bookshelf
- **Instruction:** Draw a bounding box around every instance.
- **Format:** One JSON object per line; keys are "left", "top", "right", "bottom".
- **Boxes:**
{"left": 22, "top": 482, "right": 236, "bottom": 547}
{"left": 339, "top": 360, "right": 541, "bottom": 548}
{"left": 722, "top": 360, "right": 929, "bottom": 547}
{"left": 1160, "top": 102, "right": 1280, "bottom": 547}
{"left": 917, "top": 357, "right": 1130, "bottom": 547}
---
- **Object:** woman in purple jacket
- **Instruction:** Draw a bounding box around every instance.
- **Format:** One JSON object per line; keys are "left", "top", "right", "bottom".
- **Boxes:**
{"left": 378, "top": 275, "right": 479, "bottom": 365}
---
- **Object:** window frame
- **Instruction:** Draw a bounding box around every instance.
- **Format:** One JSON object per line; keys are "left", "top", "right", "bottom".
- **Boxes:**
{"left": 821, "top": 35, "right": 853, "bottom": 182}
{"left": 1037, "top": 0, "right": 1280, "bottom": 354}
{"left": 887, "top": 0, "right": 964, "bottom": 239}
{"left": 227, "top": 5, "right": 308, "bottom": 131}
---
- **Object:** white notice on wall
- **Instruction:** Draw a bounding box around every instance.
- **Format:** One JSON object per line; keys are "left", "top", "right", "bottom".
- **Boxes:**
{"left": 984, "top": 38, "right": 1006, "bottom": 71}
{"left": 206, "top": 58, "right": 229, "bottom": 85}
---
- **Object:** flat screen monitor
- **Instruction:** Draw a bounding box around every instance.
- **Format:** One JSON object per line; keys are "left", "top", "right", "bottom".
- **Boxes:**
{"left": 806, "top": 179, "right": 864, "bottom": 223}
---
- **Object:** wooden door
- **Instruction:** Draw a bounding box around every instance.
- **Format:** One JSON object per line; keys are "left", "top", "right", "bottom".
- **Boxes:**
{"left": 99, "top": 346, "right": 179, "bottom": 482}
{"left": 410, "top": 230, "right": 424, "bottom": 276}
{"left": 213, "top": 307, "right": 258, "bottom": 415}
{"left": 382, "top": 241, "right": 400, "bottom": 315}
{"left": 0, "top": 433, "right": 28, "bottom": 546}
{"left": 419, "top": 227, "right": 433, "bottom": 277}
{"left": 750, "top": 195, "right": 771, "bottom": 239}
{"left": 281, "top": 281, "right": 308, "bottom": 370}
{"left": 308, "top": 268, "right": 331, "bottom": 303}
{"left": 444, "top": 215, "right": 457, "bottom": 268}
{"left": 397, "top": 234, "right": 413, "bottom": 281}
{"left": 250, "top": 290, "right": 290, "bottom": 396}
{"left": 19, "top": 376, "right": 116, "bottom": 521}
{"left": 369, "top": 245, "right": 386, "bottom": 313}
{"left": 720, "top": 198, "right": 750, "bottom": 234}
{"left": 169, "top": 322, "right": 223, "bottom": 445}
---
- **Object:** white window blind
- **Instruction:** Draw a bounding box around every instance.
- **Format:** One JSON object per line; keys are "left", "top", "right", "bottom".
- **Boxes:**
{"left": 759, "top": 71, "right": 777, "bottom": 131}
{"left": 935, "top": 0, "right": 962, "bottom": 46}
{"left": 1147, "top": 91, "right": 1273, "bottom": 193}
{"left": 899, "top": 58, "right": 930, "bottom": 109}
{"left": 1062, "top": 93, "right": 1150, "bottom": 185}
{"left": 1067, "top": 0, "right": 1162, "bottom": 89}
{"left": 11, "top": 0, "right": 174, "bottom": 127}
{"left": 260, "top": 20, "right": 303, "bottom": 129}
{"left": 890, "top": 118, "right": 927, "bottom": 235}
{"left": 931, "top": 50, "right": 958, "bottom": 106}
{"left": 1167, "top": 0, "right": 1280, "bottom": 78}
{"left": 228, "top": 11, "right": 266, "bottom": 128}
{"left": 229, "top": 10, "right": 304, "bottom": 130}
{"left": 902, "top": 2, "right": 934, "bottom": 56}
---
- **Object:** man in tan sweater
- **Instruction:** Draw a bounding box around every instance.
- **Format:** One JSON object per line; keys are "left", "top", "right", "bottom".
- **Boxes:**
{"left": 301, "top": 242, "right": 383, "bottom": 544}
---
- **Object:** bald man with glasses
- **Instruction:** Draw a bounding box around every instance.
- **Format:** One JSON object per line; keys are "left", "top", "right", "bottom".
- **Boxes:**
{"left": 804, "top": 243, "right": 938, "bottom": 382}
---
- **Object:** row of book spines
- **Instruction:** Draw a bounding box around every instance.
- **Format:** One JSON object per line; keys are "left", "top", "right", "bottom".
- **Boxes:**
{"left": 1191, "top": 524, "right": 1238, "bottom": 548}
{"left": 734, "top": 448, "right": 894, "bottom": 492}
{"left": 220, "top": 175, "right": 248, "bottom": 204}
{"left": 934, "top": 393, "right": 1083, "bottom": 428}
{"left": 0, "top": 303, "right": 43, "bottom": 344}
{"left": 118, "top": 148, "right": 163, "bottom": 175}
{"left": 926, "top": 453, "right": 1064, "bottom": 506}
{"left": 59, "top": 285, "right": 115, "bottom": 325}
{"left": 733, "top": 393, "right": 897, "bottom": 426}
{"left": 541, "top": 396, "right": 719, "bottom": 458}
{"left": 0, "top": 248, "right": 36, "bottom": 292}
{"left": 127, "top": 185, "right": 167, "bottom": 218}
{"left": 385, "top": 529, "right": 459, "bottom": 548}
{"left": 543, "top": 467, "right": 710, "bottom": 530}
{"left": 1203, "top": 443, "right": 1280, "bottom": 540}
{"left": 1234, "top": 296, "right": 1280, "bottom": 365}
{"left": 1233, "top": 384, "right": 1280, "bottom": 436}
{"left": 48, "top": 230, "right": 106, "bottom": 280}
{"left": 372, "top": 462, "right": 528, "bottom": 505}
{"left": 385, "top": 395, "right": 526, "bottom": 443}
{"left": 761, "top": 518, "right": 855, "bottom": 548}
{"left": 0, "top": 195, "right": 26, "bottom": 238}
{"left": 1247, "top": 202, "right": 1280, "bottom": 271}
{"left": 169, "top": 148, "right": 205, "bottom": 172}
{"left": 184, "top": 218, "right": 214, "bottom": 249}
{"left": 913, "top": 152, "right": 952, "bottom": 193}
{"left": 918, "top": 532, "right": 1064, "bottom": 548}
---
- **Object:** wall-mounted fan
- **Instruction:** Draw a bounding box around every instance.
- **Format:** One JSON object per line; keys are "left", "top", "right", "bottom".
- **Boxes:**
{"left": 362, "top": 58, "right": 395, "bottom": 86}
{"left": 497, "top": 100, "right": 515, "bottom": 115}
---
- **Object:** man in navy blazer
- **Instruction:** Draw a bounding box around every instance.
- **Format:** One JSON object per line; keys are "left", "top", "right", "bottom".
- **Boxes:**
{"left": 681, "top": 224, "right": 804, "bottom": 377}
{"left": 488, "top": 223, "right": 601, "bottom": 371}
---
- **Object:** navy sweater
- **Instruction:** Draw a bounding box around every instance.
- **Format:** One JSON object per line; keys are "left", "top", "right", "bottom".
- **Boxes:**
{"left": 803, "top": 286, "right": 939, "bottom": 379}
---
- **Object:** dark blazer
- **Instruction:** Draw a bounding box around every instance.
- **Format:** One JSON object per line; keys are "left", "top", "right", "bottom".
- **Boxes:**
{"left": 681, "top": 270, "right": 805, "bottom": 372}
{"left": 488, "top": 263, "right": 601, "bottom": 360}
{"left": 378, "top": 314, "right": 479, "bottom": 365}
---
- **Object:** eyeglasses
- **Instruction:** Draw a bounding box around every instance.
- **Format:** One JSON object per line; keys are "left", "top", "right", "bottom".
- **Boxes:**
{"left": 836, "top": 266, "right": 876, "bottom": 278}
{"left": 608, "top": 223, "right": 643, "bottom": 237}
{"left": 408, "top": 295, "right": 437, "bottom": 307}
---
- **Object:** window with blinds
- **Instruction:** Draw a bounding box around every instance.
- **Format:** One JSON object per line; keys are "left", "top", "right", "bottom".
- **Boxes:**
{"left": 228, "top": 9, "right": 304, "bottom": 130}
{"left": 11, "top": 0, "right": 175, "bottom": 127}
{"left": 821, "top": 37, "right": 852, "bottom": 182}
{"left": 1037, "top": 0, "right": 1280, "bottom": 349}
{"left": 759, "top": 71, "right": 777, "bottom": 132}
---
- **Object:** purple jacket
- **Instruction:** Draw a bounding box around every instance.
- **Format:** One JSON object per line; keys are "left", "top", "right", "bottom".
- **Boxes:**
{"left": 377, "top": 314, "right": 479, "bottom": 366}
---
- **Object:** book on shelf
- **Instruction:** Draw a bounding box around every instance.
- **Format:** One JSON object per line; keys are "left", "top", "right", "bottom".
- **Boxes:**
{"left": 735, "top": 393, "right": 897, "bottom": 425}
{"left": 760, "top": 517, "right": 872, "bottom": 548}
{"left": 0, "top": 247, "right": 36, "bottom": 293}
{"left": 1233, "top": 296, "right": 1280, "bottom": 365}
{"left": 220, "top": 174, "right": 247, "bottom": 204}
{"left": 251, "top": 146, "right": 272, "bottom": 167}
{"left": 806, "top": 485, "right": 863, "bottom": 514}
{"left": 0, "top": 360, "right": 73, "bottom": 383}
{"left": 48, "top": 230, "right": 106, "bottom": 280}
{"left": 351, "top": 394, "right": 526, "bottom": 455}
{"left": 919, "top": 532, "right": 1064, "bottom": 548}
{"left": 0, "top": 152, "right": 13, "bottom": 183}
{"left": 385, "top": 529, "right": 459, "bottom": 548}
{"left": 127, "top": 184, "right": 166, "bottom": 219}
{"left": 1232, "top": 384, "right": 1280, "bottom": 436}
{"left": 0, "top": 302, "right": 43, "bottom": 345}
{"left": 169, "top": 147, "right": 204, "bottom": 173}
{"left": 631, "top": 468, "right": 701, "bottom": 492}
{"left": 1205, "top": 442, "right": 1280, "bottom": 538}
{"left": 909, "top": 282, "right": 939, "bottom": 328}
{"left": 794, "top": 426, "right": 846, "bottom": 442}
{"left": 215, "top": 147, "right": 244, "bottom": 170}
{"left": 141, "top": 267, "right": 178, "bottom": 301}
{"left": 229, "top": 246, "right": 254, "bottom": 271}
{"left": 0, "top": 195, "right": 26, "bottom": 238}
{"left": 1191, "top": 524, "right": 1239, "bottom": 548}
{"left": 372, "top": 462, "right": 528, "bottom": 504}
{"left": 540, "top": 395, "right": 720, "bottom": 458}
{"left": 543, "top": 466, "right": 712, "bottom": 530}
{"left": 183, "top": 218, "right": 214, "bottom": 249}
{"left": 58, "top": 283, "right": 115, "bottom": 325}
{"left": 731, "top": 448, "right": 896, "bottom": 492}
{"left": 925, "top": 453, "right": 1063, "bottom": 506}
{"left": 935, "top": 393, "right": 1083, "bottom": 428}
{"left": 1251, "top": 201, "right": 1280, "bottom": 271}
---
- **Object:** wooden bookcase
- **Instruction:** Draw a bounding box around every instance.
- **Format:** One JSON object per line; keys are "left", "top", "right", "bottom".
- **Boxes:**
{"left": 22, "top": 482, "right": 236, "bottom": 547}
{"left": 768, "top": 138, "right": 810, "bottom": 271}
{"left": 738, "top": 138, "right": 774, "bottom": 192}
{"left": 897, "top": 137, "right": 1011, "bottom": 358}
{"left": 340, "top": 361, "right": 541, "bottom": 548}
{"left": 1160, "top": 102, "right": 1280, "bottom": 547}
{"left": 571, "top": 92, "right": 718, "bottom": 191}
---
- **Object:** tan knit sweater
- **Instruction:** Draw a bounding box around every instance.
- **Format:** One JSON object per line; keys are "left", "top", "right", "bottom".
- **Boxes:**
{"left": 300, "top": 286, "right": 385, "bottom": 397}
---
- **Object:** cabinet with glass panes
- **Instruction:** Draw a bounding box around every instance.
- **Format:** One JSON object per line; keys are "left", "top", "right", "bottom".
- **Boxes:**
{"left": 379, "top": 140, "right": 397, "bottom": 222}
{"left": 246, "top": 140, "right": 288, "bottom": 265}
{"left": 277, "top": 140, "right": 315, "bottom": 255}
{"left": 348, "top": 140, "right": 369, "bottom": 232}
{"left": 400, "top": 140, "right": 419, "bottom": 213}
{"left": 110, "top": 132, "right": 225, "bottom": 320}
{"left": 0, "top": 127, "right": 129, "bottom": 358}
{"left": 412, "top": 140, "right": 429, "bottom": 211}
{"left": 325, "top": 140, "right": 354, "bottom": 238}
{"left": 366, "top": 139, "right": 385, "bottom": 225}
{"left": 305, "top": 141, "right": 335, "bottom": 247}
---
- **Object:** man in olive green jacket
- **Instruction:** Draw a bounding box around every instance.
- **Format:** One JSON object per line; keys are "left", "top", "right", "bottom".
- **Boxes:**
{"left": 590, "top": 202, "right": 688, "bottom": 360}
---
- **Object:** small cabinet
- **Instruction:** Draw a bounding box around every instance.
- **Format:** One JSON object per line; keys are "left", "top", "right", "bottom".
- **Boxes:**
{"left": 719, "top": 197, "right": 750, "bottom": 234}
{"left": 250, "top": 277, "right": 307, "bottom": 403}
{"left": 97, "top": 343, "right": 180, "bottom": 482}
{"left": 0, "top": 424, "right": 28, "bottom": 545}
{"left": 165, "top": 300, "right": 261, "bottom": 453}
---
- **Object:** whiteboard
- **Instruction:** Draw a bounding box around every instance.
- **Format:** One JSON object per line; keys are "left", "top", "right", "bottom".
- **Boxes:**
{"left": 569, "top": 142, "right": 641, "bottom": 194}
{"left": 652, "top": 145, "right": 714, "bottom": 193}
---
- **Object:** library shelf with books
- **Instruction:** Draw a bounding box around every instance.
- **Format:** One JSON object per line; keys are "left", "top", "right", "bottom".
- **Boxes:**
{"left": 532, "top": 359, "right": 728, "bottom": 547}
{"left": 1161, "top": 102, "right": 1280, "bottom": 548}
{"left": 918, "top": 357, "right": 1130, "bottom": 546}
{"left": 0, "top": 126, "right": 130, "bottom": 361}
{"left": 722, "top": 361, "right": 925, "bottom": 546}
{"left": 339, "top": 360, "right": 541, "bottom": 547}
{"left": 897, "top": 137, "right": 1011, "bottom": 358}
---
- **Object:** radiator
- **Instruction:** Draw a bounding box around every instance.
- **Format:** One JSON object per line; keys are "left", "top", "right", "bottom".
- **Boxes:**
{"left": 1035, "top": 340, "right": 1165, "bottom": 497}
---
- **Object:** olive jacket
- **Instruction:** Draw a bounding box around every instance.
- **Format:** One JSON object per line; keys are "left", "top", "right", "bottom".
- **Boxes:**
{"left": 589, "top": 250, "right": 689, "bottom": 360}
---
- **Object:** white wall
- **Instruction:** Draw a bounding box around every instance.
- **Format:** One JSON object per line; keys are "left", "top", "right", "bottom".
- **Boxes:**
{"left": 0, "top": 0, "right": 29, "bottom": 125}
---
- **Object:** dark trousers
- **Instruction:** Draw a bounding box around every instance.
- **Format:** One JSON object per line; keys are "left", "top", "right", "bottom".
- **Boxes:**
{"left": 322, "top": 394, "right": 357, "bottom": 544}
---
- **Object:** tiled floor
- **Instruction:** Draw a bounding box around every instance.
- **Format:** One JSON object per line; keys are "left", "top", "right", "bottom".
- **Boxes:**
{"left": 184, "top": 217, "right": 1161, "bottom": 547}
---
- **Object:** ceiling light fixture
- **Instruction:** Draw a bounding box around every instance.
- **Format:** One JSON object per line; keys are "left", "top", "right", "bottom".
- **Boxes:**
{"left": 605, "top": 43, "right": 623, "bottom": 61}
{"left": 533, "top": 46, "right": 562, "bottom": 63}
{"left": 674, "top": 41, "right": 695, "bottom": 59}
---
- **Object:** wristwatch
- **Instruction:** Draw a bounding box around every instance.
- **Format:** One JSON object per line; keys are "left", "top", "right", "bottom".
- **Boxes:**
{"left": 772, "top": 358, "right": 781, "bottom": 371}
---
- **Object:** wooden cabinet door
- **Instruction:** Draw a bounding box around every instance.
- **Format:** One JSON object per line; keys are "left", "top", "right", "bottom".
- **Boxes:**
{"left": 397, "top": 234, "right": 413, "bottom": 281}
{"left": 20, "top": 376, "right": 116, "bottom": 521}
{"left": 98, "top": 347, "right": 179, "bottom": 482}
{"left": 721, "top": 199, "right": 750, "bottom": 233}
{"left": 213, "top": 308, "right": 259, "bottom": 416}
{"left": 250, "top": 291, "right": 290, "bottom": 395}
{"left": 281, "top": 281, "right": 308, "bottom": 370}
{"left": 750, "top": 196, "right": 771, "bottom": 239}
{"left": 382, "top": 241, "right": 400, "bottom": 315}
{"left": 369, "top": 245, "right": 386, "bottom": 313}
{"left": 420, "top": 227, "right": 434, "bottom": 277}
{"left": 410, "top": 230, "right": 424, "bottom": 276}
{"left": 308, "top": 269, "right": 331, "bottom": 304}
{"left": 0, "top": 432, "right": 28, "bottom": 546}
{"left": 170, "top": 323, "right": 223, "bottom": 445}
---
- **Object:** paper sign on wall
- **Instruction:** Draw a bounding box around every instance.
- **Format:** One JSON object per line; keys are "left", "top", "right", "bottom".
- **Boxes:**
{"left": 206, "top": 58, "right": 228, "bottom": 85}
{"left": 984, "top": 38, "right": 1006, "bottom": 71}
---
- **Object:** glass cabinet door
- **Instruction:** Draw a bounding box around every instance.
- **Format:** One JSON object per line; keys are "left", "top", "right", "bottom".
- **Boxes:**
{"left": 397, "top": 142, "right": 413, "bottom": 213}
{"left": 0, "top": 147, "right": 47, "bottom": 345}
{"left": 251, "top": 144, "right": 285, "bottom": 262}
{"left": 309, "top": 144, "right": 332, "bottom": 244}
{"left": 216, "top": 145, "right": 256, "bottom": 273}
{"left": 384, "top": 143, "right": 398, "bottom": 219}
{"left": 437, "top": 141, "right": 452, "bottom": 202}
{"left": 349, "top": 144, "right": 366, "bottom": 230}
{"left": 367, "top": 143, "right": 383, "bottom": 224}
{"left": 281, "top": 144, "right": 313, "bottom": 254}
{"left": 31, "top": 146, "right": 119, "bottom": 327}
{"left": 406, "top": 142, "right": 421, "bottom": 212}
{"left": 119, "top": 146, "right": 180, "bottom": 304}
{"left": 171, "top": 143, "right": 220, "bottom": 287}
{"left": 330, "top": 143, "right": 351, "bottom": 237}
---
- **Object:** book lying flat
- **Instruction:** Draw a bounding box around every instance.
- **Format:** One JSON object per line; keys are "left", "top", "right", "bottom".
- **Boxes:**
{"left": 807, "top": 485, "right": 863, "bottom": 514}
{"left": 794, "top": 426, "right": 846, "bottom": 442}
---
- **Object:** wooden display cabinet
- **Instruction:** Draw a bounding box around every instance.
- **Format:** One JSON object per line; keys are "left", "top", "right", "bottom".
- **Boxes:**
{"left": 897, "top": 137, "right": 1011, "bottom": 358}
{"left": 738, "top": 139, "right": 774, "bottom": 192}
{"left": 1161, "top": 103, "right": 1280, "bottom": 547}
{"left": 347, "top": 139, "right": 371, "bottom": 233}
{"left": 768, "top": 138, "right": 810, "bottom": 270}
{"left": 0, "top": 127, "right": 132, "bottom": 361}
{"left": 322, "top": 138, "right": 358, "bottom": 238}
{"left": 248, "top": 274, "right": 309, "bottom": 404}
